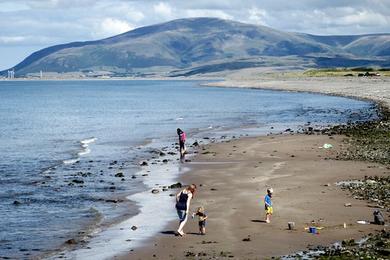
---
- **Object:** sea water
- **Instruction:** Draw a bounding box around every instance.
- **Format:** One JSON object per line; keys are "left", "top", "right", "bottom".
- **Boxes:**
{"left": 0, "top": 80, "right": 378, "bottom": 258}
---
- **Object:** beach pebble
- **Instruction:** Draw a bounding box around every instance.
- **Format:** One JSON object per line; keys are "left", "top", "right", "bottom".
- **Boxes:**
{"left": 140, "top": 161, "right": 148, "bottom": 166}
{"left": 105, "top": 199, "right": 123, "bottom": 203}
{"left": 192, "top": 141, "right": 199, "bottom": 146}
{"left": 344, "top": 203, "right": 352, "bottom": 207}
{"left": 109, "top": 161, "right": 118, "bottom": 165}
{"left": 169, "top": 182, "right": 182, "bottom": 189}
{"left": 115, "top": 172, "right": 124, "bottom": 178}
{"left": 162, "top": 159, "right": 168, "bottom": 163}
{"left": 131, "top": 226, "right": 137, "bottom": 231}
{"left": 65, "top": 239, "right": 77, "bottom": 245}
{"left": 151, "top": 189, "right": 159, "bottom": 194}
{"left": 13, "top": 200, "right": 22, "bottom": 205}
{"left": 242, "top": 237, "right": 251, "bottom": 242}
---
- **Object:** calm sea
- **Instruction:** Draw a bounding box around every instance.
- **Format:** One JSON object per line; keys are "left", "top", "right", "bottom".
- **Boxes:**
{"left": 0, "top": 80, "right": 378, "bottom": 258}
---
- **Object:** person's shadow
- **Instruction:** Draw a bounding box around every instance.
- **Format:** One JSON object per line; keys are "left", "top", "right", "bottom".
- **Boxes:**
{"left": 161, "top": 230, "right": 176, "bottom": 235}
{"left": 161, "top": 230, "right": 202, "bottom": 236}
{"left": 251, "top": 219, "right": 267, "bottom": 223}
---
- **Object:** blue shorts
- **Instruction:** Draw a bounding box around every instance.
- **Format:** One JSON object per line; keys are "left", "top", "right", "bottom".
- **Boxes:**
{"left": 177, "top": 210, "right": 187, "bottom": 222}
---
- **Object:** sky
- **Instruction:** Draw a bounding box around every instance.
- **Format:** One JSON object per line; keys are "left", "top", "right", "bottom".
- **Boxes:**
{"left": 0, "top": 0, "right": 389, "bottom": 70}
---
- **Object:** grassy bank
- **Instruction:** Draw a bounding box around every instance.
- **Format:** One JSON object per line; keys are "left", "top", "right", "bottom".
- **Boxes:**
{"left": 302, "top": 68, "right": 390, "bottom": 77}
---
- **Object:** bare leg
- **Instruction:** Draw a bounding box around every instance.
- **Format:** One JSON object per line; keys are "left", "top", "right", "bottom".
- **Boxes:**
{"left": 265, "top": 213, "right": 271, "bottom": 223}
{"left": 177, "top": 214, "right": 188, "bottom": 235}
{"left": 180, "top": 147, "right": 186, "bottom": 163}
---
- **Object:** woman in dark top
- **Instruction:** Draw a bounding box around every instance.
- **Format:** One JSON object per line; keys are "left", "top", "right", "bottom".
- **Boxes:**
{"left": 175, "top": 184, "right": 196, "bottom": 236}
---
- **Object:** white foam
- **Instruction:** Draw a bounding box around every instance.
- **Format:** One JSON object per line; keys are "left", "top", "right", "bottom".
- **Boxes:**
{"left": 78, "top": 148, "right": 91, "bottom": 156}
{"left": 61, "top": 159, "right": 188, "bottom": 260}
{"left": 80, "top": 137, "right": 97, "bottom": 145}
{"left": 63, "top": 158, "right": 80, "bottom": 165}
{"left": 78, "top": 137, "right": 96, "bottom": 157}
{"left": 175, "top": 117, "right": 184, "bottom": 121}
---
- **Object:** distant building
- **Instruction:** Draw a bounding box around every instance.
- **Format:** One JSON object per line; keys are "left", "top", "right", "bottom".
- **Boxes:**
{"left": 7, "top": 69, "right": 15, "bottom": 79}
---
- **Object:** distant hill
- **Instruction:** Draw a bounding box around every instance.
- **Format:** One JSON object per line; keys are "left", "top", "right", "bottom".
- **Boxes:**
{"left": 2, "top": 17, "right": 389, "bottom": 77}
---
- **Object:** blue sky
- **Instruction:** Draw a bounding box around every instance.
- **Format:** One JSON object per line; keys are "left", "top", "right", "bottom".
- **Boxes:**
{"left": 0, "top": 0, "right": 389, "bottom": 70}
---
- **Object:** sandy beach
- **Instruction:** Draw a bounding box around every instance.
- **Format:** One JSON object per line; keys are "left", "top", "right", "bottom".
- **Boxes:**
{"left": 123, "top": 133, "right": 387, "bottom": 259}
{"left": 116, "top": 73, "right": 390, "bottom": 259}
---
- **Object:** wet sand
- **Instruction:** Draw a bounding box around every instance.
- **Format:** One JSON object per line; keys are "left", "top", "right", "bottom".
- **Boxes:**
{"left": 122, "top": 134, "right": 387, "bottom": 259}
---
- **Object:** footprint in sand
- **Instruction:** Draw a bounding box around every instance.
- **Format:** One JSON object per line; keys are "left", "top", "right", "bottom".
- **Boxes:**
{"left": 254, "top": 161, "right": 290, "bottom": 182}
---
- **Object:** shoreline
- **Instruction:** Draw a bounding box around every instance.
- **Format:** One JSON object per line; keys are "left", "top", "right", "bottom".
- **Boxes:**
{"left": 18, "top": 74, "right": 386, "bottom": 258}
{"left": 126, "top": 133, "right": 387, "bottom": 259}
{"left": 0, "top": 76, "right": 386, "bottom": 258}
{"left": 123, "top": 75, "right": 390, "bottom": 259}
{"left": 204, "top": 75, "right": 390, "bottom": 110}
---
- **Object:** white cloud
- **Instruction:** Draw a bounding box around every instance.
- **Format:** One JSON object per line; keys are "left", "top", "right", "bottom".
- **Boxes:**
{"left": 339, "top": 10, "right": 389, "bottom": 27}
{"left": 0, "top": 0, "right": 390, "bottom": 69}
{"left": 153, "top": 2, "right": 173, "bottom": 18}
{"left": 0, "top": 36, "right": 26, "bottom": 44}
{"left": 95, "top": 18, "right": 134, "bottom": 38}
{"left": 247, "top": 7, "right": 268, "bottom": 26}
{"left": 185, "top": 9, "right": 233, "bottom": 20}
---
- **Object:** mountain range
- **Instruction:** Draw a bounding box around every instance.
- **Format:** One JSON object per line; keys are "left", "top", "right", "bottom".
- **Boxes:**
{"left": 2, "top": 17, "right": 389, "bottom": 77}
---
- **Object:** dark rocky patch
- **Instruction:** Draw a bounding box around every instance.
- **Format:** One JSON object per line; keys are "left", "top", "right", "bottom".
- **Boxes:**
{"left": 115, "top": 172, "right": 124, "bottom": 178}
{"left": 140, "top": 161, "right": 148, "bottom": 166}
{"left": 169, "top": 182, "right": 182, "bottom": 189}
{"left": 65, "top": 239, "right": 77, "bottom": 245}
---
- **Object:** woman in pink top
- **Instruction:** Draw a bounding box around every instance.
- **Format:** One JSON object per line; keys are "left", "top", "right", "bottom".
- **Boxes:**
{"left": 177, "top": 128, "right": 186, "bottom": 158}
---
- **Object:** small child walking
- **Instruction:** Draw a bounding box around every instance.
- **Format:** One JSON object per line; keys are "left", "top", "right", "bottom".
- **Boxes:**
{"left": 264, "top": 188, "right": 273, "bottom": 223}
{"left": 192, "top": 206, "right": 207, "bottom": 235}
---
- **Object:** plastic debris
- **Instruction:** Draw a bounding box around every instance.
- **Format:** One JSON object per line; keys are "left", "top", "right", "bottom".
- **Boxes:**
{"left": 319, "top": 143, "right": 333, "bottom": 149}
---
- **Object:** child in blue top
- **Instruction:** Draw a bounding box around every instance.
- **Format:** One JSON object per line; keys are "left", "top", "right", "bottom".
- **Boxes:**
{"left": 264, "top": 188, "right": 273, "bottom": 223}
